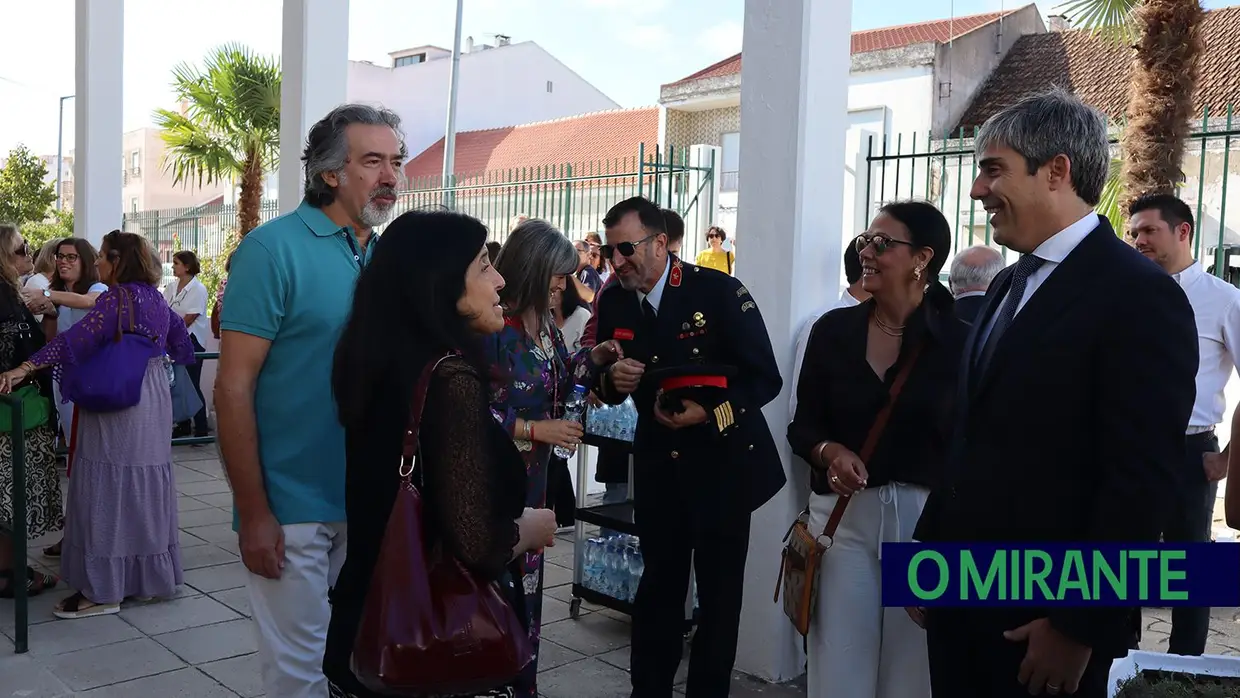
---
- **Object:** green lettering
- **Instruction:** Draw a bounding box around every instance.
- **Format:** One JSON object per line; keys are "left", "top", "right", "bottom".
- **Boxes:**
{"left": 1010, "top": 547, "right": 1020, "bottom": 600}
{"left": 1129, "top": 550, "right": 1158, "bottom": 600}
{"left": 1058, "top": 550, "right": 1091, "bottom": 600}
{"left": 1023, "top": 550, "right": 1054, "bottom": 601}
{"left": 1159, "top": 550, "right": 1188, "bottom": 601}
{"left": 962, "top": 550, "right": 1005, "bottom": 600}
{"left": 909, "top": 551, "right": 949, "bottom": 600}
{"left": 1092, "top": 550, "right": 1127, "bottom": 601}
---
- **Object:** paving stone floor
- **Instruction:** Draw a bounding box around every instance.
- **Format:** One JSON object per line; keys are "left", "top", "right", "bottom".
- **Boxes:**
{"left": 1, "top": 444, "right": 1237, "bottom": 696}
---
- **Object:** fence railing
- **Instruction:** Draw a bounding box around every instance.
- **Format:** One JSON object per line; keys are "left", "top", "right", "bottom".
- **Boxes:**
{"left": 861, "top": 104, "right": 1239, "bottom": 280}
{"left": 1, "top": 393, "right": 29, "bottom": 653}
{"left": 122, "top": 146, "right": 717, "bottom": 258}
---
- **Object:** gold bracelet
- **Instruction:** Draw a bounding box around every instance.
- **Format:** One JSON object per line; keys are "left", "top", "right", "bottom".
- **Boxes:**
{"left": 812, "top": 441, "right": 831, "bottom": 468}
{"left": 522, "top": 420, "right": 533, "bottom": 441}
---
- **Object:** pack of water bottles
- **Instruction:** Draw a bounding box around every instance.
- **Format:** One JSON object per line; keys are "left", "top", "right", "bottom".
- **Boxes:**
{"left": 580, "top": 533, "right": 699, "bottom": 607}
{"left": 584, "top": 395, "right": 638, "bottom": 444}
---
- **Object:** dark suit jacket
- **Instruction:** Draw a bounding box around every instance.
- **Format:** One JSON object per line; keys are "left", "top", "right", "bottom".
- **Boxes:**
{"left": 952, "top": 293, "right": 987, "bottom": 325}
{"left": 593, "top": 256, "right": 786, "bottom": 523}
{"left": 914, "top": 217, "right": 1199, "bottom": 656}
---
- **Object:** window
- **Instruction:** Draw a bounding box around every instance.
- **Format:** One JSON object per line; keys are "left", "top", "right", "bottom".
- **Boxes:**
{"left": 546, "top": 81, "right": 553, "bottom": 93}
{"left": 720, "top": 132, "right": 741, "bottom": 191}
{"left": 130, "top": 197, "right": 138, "bottom": 212}
{"left": 130, "top": 150, "right": 140, "bottom": 170}
{"left": 394, "top": 53, "right": 426, "bottom": 67}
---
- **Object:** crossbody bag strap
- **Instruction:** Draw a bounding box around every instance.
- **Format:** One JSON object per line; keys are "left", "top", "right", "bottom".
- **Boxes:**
{"left": 817, "top": 342, "right": 924, "bottom": 539}
{"left": 400, "top": 352, "right": 463, "bottom": 480}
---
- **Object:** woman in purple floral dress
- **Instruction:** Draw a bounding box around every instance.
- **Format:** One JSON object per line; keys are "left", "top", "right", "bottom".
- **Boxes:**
{"left": 486, "top": 220, "right": 622, "bottom": 696}
{"left": 0, "top": 231, "right": 194, "bottom": 620}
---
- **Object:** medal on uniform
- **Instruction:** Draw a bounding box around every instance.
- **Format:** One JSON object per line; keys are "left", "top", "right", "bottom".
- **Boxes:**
{"left": 693, "top": 312, "right": 706, "bottom": 328}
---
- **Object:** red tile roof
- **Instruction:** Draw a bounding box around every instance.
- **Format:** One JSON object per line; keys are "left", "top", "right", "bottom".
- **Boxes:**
{"left": 404, "top": 107, "right": 660, "bottom": 180}
{"left": 956, "top": 5, "right": 1240, "bottom": 132}
{"left": 663, "top": 7, "right": 1026, "bottom": 89}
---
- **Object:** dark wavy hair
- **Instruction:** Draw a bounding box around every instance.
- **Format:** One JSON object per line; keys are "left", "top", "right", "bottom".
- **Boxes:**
{"left": 877, "top": 201, "right": 954, "bottom": 311}
{"left": 332, "top": 209, "right": 489, "bottom": 432}
{"left": 50, "top": 237, "right": 101, "bottom": 294}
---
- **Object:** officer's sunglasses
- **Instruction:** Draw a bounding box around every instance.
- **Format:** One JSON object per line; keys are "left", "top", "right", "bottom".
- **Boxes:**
{"left": 599, "top": 234, "right": 658, "bottom": 261}
{"left": 855, "top": 232, "right": 916, "bottom": 256}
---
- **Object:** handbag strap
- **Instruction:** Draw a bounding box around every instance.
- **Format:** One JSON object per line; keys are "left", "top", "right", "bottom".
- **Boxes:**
{"left": 817, "top": 341, "right": 924, "bottom": 539}
{"left": 399, "top": 352, "right": 463, "bottom": 483}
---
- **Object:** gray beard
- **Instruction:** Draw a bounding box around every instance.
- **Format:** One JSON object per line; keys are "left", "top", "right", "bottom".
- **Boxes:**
{"left": 360, "top": 200, "right": 395, "bottom": 228}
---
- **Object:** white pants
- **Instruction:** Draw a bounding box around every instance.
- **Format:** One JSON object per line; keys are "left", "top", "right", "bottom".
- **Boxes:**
{"left": 247, "top": 521, "right": 348, "bottom": 698}
{"left": 806, "top": 483, "right": 931, "bottom": 698}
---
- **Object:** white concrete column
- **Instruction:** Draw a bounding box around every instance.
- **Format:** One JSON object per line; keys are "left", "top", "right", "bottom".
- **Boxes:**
{"left": 73, "top": 0, "right": 124, "bottom": 248}
{"left": 735, "top": 0, "right": 852, "bottom": 683}
{"left": 279, "top": 0, "right": 350, "bottom": 214}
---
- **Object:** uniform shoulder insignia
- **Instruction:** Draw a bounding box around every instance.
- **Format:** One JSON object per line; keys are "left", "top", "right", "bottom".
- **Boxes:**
{"left": 736, "top": 285, "right": 750, "bottom": 298}
{"left": 741, "top": 300, "right": 756, "bottom": 313}
{"left": 669, "top": 258, "right": 683, "bottom": 287}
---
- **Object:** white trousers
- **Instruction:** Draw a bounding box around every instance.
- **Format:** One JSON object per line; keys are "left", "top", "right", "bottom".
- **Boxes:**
{"left": 806, "top": 483, "right": 931, "bottom": 698}
{"left": 247, "top": 521, "right": 348, "bottom": 698}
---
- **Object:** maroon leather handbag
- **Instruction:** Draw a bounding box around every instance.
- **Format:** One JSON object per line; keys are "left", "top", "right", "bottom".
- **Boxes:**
{"left": 351, "top": 354, "right": 534, "bottom": 696}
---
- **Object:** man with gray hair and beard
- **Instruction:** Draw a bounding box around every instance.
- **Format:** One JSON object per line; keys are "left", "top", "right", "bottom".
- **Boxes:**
{"left": 215, "top": 104, "right": 405, "bottom": 698}
{"left": 948, "top": 244, "right": 1005, "bottom": 323}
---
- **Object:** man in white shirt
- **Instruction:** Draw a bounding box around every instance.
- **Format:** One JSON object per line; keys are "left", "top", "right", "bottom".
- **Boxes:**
{"left": 1130, "top": 192, "right": 1239, "bottom": 655}
{"left": 788, "top": 240, "right": 869, "bottom": 416}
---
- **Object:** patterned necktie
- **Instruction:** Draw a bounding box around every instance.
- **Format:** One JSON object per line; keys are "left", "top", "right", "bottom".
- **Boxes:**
{"left": 976, "top": 254, "right": 1046, "bottom": 370}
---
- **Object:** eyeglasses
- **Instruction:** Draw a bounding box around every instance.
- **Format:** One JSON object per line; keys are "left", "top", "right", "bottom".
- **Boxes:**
{"left": 599, "top": 234, "right": 657, "bottom": 261}
{"left": 55, "top": 253, "right": 80, "bottom": 263}
{"left": 855, "top": 233, "right": 916, "bottom": 256}
{"left": 12, "top": 242, "right": 28, "bottom": 257}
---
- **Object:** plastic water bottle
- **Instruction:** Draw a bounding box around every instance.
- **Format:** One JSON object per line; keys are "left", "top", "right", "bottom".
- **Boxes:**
{"left": 554, "top": 384, "right": 589, "bottom": 459}
{"left": 163, "top": 355, "right": 176, "bottom": 386}
{"left": 583, "top": 538, "right": 603, "bottom": 591}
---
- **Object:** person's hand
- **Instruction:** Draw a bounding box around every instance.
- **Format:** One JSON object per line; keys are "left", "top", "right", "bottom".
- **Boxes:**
{"left": 24, "top": 295, "right": 53, "bottom": 314}
{"left": 1204, "top": 452, "right": 1228, "bottom": 482}
{"left": 1004, "top": 618, "right": 1092, "bottom": 696}
{"left": 608, "top": 358, "right": 645, "bottom": 394}
{"left": 0, "top": 366, "right": 31, "bottom": 394}
{"left": 517, "top": 507, "right": 558, "bottom": 553}
{"left": 587, "top": 392, "right": 604, "bottom": 408}
{"left": 238, "top": 510, "right": 285, "bottom": 580}
{"left": 905, "top": 606, "right": 927, "bottom": 629}
{"left": 654, "top": 396, "right": 708, "bottom": 429}
{"left": 533, "top": 419, "right": 583, "bottom": 448}
{"left": 590, "top": 339, "right": 624, "bottom": 367}
{"left": 821, "top": 444, "right": 868, "bottom": 496}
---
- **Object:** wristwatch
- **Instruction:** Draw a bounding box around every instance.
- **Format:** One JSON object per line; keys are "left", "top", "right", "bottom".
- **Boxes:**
{"left": 42, "top": 289, "right": 51, "bottom": 298}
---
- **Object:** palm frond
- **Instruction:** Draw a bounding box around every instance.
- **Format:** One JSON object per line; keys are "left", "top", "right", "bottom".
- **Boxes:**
{"left": 1096, "top": 156, "right": 1126, "bottom": 236}
{"left": 1053, "top": 0, "right": 1139, "bottom": 44}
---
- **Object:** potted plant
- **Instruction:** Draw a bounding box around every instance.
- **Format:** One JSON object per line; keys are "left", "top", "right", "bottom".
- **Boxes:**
{"left": 1111, "top": 651, "right": 1240, "bottom": 697}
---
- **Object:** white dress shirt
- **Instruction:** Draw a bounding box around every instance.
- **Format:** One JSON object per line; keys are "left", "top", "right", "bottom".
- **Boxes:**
{"left": 637, "top": 257, "right": 672, "bottom": 315}
{"left": 789, "top": 289, "right": 864, "bottom": 416}
{"left": 163, "top": 276, "right": 211, "bottom": 347}
{"left": 978, "top": 211, "right": 1099, "bottom": 348}
{"left": 1172, "top": 262, "right": 1240, "bottom": 432}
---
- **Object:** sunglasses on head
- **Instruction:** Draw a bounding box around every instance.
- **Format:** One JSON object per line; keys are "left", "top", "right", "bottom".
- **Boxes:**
{"left": 599, "top": 233, "right": 658, "bottom": 261}
{"left": 855, "top": 232, "right": 916, "bottom": 256}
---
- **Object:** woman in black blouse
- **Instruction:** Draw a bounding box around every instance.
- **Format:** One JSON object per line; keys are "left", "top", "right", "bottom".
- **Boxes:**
{"left": 788, "top": 200, "right": 967, "bottom": 698}
{"left": 324, "top": 210, "right": 559, "bottom": 698}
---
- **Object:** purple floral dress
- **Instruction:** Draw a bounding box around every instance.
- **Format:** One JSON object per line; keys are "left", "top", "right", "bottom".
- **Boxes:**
{"left": 484, "top": 314, "right": 595, "bottom": 697}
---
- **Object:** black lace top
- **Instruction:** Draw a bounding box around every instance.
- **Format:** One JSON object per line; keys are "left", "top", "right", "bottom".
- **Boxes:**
{"left": 324, "top": 356, "right": 528, "bottom": 696}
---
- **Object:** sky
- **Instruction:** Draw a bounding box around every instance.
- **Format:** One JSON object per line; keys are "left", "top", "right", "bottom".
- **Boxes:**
{"left": 0, "top": 0, "right": 1232, "bottom": 159}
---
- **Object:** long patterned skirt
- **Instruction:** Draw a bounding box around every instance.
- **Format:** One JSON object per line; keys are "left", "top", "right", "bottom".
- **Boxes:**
{"left": 0, "top": 423, "right": 62, "bottom": 539}
{"left": 60, "top": 358, "right": 182, "bottom": 604}
{"left": 512, "top": 444, "right": 551, "bottom": 698}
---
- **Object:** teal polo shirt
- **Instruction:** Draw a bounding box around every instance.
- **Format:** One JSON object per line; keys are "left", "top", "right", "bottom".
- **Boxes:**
{"left": 220, "top": 200, "right": 375, "bottom": 527}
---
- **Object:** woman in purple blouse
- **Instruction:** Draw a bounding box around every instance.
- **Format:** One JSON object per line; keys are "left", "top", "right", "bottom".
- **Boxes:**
{"left": 0, "top": 230, "right": 194, "bottom": 620}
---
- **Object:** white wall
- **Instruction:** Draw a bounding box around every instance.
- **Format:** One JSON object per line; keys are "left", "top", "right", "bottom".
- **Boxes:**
{"left": 347, "top": 41, "right": 619, "bottom": 160}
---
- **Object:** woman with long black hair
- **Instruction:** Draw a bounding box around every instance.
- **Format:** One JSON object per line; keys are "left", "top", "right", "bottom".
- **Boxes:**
{"left": 324, "top": 210, "right": 560, "bottom": 698}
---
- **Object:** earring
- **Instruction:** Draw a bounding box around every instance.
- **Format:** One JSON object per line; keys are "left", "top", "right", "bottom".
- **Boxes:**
{"left": 914, "top": 266, "right": 924, "bottom": 280}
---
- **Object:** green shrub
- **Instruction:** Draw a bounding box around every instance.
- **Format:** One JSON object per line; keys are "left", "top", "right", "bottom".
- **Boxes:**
{"left": 198, "top": 231, "right": 239, "bottom": 314}
{"left": 1115, "top": 670, "right": 1240, "bottom": 697}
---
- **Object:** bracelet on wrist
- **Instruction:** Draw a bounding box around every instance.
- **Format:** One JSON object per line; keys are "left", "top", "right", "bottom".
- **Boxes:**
{"left": 529, "top": 422, "right": 537, "bottom": 442}
{"left": 812, "top": 441, "right": 831, "bottom": 468}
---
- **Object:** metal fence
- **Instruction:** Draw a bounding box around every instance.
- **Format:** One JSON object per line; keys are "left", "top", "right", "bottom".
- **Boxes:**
{"left": 861, "top": 105, "right": 1239, "bottom": 280}
{"left": 122, "top": 146, "right": 716, "bottom": 261}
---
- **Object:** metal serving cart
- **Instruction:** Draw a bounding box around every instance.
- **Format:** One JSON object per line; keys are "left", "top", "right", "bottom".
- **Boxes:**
{"left": 567, "top": 426, "right": 697, "bottom": 629}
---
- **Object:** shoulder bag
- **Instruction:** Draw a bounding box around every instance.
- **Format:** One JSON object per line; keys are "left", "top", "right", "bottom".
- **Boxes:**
{"left": 774, "top": 343, "right": 923, "bottom": 636}
{"left": 61, "top": 288, "right": 158, "bottom": 413}
{"left": 350, "top": 353, "right": 533, "bottom": 696}
{"left": 0, "top": 310, "right": 50, "bottom": 431}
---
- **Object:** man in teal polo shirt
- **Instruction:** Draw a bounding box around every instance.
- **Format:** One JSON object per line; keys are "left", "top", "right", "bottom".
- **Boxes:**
{"left": 215, "top": 104, "right": 406, "bottom": 698}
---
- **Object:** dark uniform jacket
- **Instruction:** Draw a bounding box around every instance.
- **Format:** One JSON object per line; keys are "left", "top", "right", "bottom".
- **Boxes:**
{"left": 592, "top": 255, "right": 786, "bottom": 521}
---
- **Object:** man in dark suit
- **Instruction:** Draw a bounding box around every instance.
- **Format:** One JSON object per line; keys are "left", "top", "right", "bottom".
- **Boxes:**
{"left": 947, "top": 244, "right": 1005, "bottom": 324}
{"left": 912, "top": 89, "right": 1198, "bottom": 697}
{"left": 591, "top": 196, "right": 785, "bottom": 698}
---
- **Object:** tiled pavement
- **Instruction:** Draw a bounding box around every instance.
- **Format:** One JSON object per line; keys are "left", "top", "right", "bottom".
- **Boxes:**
{"left": 1, "top": 445, "right": 1238, "bottom": 697}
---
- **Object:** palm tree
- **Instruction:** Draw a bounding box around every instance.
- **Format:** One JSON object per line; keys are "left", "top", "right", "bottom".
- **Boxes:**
{"left": 1059, "top": 0, "right": 1206, "bottom": 225}
{"left": 154, "top": 43, "right": 281, "bottom": 236}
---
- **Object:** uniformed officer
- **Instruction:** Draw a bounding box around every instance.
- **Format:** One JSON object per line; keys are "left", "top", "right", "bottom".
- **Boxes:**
{"left": 591, "top": 197, "right": 786, "bottom": 698}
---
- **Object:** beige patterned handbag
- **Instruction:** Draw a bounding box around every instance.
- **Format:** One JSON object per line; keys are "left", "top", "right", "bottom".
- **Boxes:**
{"left": 774, "top": 343, "right": 923, "bottom": 636}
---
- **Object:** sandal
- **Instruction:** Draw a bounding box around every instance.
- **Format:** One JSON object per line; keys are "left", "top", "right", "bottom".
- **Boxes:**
{"left": 42, "top": 541, "right": 61, "bottom": 559}
{"left": 0, "top": 567, "right": 59, "bottom": 599}
{"left": 52, "top": 592, "right": 119, "bottom": 620}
